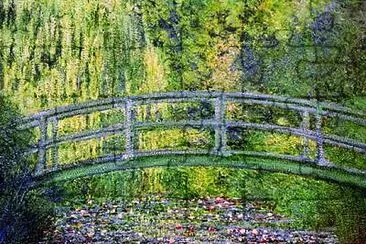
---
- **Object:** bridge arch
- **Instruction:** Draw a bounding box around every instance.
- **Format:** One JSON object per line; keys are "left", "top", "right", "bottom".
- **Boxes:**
{"left": 19, "top": 91, "right": 366, "bottom": 187}
{"left": 34, "top": 154, "right": 366, "bottom": 190}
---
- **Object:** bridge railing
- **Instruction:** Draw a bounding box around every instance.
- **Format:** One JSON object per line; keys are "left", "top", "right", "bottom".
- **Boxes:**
{"left": 19, "top": 92, "right": 366, "bottom": 177}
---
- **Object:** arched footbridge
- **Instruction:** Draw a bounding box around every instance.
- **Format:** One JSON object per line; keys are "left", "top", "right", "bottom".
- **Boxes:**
{"left": 20, "top": 92, "right": 366, "bottom": 188}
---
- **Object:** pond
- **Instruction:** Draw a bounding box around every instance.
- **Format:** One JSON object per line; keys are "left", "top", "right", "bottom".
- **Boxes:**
{"left": 41, "top": 168, "right": 366, "bottom": 243}
{"left": 40, "top": 196, "right": 339, "bottom": 243}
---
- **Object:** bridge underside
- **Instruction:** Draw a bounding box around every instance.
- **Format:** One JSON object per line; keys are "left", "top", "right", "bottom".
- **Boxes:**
{"left": 35, "top": 155, "right": 366, "bottom": 189}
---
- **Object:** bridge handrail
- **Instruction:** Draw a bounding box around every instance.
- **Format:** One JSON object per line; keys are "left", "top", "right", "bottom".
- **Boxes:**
{"left": 20, "top": 92, "right": 365, "bottom": 125}
{"left": 17, "top": 91, "right": 366, "bottom": 178}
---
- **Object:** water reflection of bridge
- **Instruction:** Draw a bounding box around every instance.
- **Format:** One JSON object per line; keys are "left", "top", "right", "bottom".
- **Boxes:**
{"left": 20, "top": 92, "right": 366, "bottom": 187}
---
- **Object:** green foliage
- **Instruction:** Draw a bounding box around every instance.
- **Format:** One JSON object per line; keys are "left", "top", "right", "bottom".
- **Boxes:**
{"left": 0, "top": 94, "right": 54, "bottom": 243}
{"left": 0, "top": 93, "right": 32, "bottom": 190}
{"left": 1, "top": 0, "right": 364, "bottom": 113}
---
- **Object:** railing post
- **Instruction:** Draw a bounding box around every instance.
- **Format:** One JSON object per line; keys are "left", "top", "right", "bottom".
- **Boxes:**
{"left": 301, "top": 111, "right": 310, "bottom": 159}
{"left": 35, "top": 117, "right": 47, "bottom": 175}
{"left": 51, "top": 117, "right": 59, "bottom": 169}
{"left": 315, "top": 104, "right": 327, "bottom": 166}
{"left": 214, "top": 93, "right": 227, "bottom": 155}
{"left": 124, "top": 99, "right": 135, "bottom": 159}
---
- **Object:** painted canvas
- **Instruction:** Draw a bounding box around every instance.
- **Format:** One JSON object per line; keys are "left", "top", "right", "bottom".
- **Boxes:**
{"left": 0, "top": 0, "right": 365, "bottom": 243}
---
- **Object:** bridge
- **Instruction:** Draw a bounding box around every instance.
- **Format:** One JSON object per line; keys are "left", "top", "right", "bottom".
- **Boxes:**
{"left": 20, "top": 91, "right": 366, "bottom": 188}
